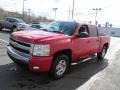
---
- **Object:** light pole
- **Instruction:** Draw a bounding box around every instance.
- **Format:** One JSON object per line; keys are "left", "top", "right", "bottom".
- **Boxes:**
{"left": 93, "top": 8, "right": 101, "bottom": 25}
{"left": 71, "top": 0, "right": 75, "bottom": 21}
{"left": 23, "top": 0, "right": 27, "bottom": 19}
{"left": 28, "top": 9, "right": 31, "bottom": 23}
{"left": 52, "top": 8, "right": 58, "bottom": 21}
{"left": 68, "top": 6, "right": 71, "bottom": 21}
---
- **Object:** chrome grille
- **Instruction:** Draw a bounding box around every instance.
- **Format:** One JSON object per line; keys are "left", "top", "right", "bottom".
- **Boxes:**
{"left": 10, "top": 38, "right": 32, "bottom": 54}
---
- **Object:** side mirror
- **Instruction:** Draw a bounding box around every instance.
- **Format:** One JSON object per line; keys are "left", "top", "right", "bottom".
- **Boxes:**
{"left": 76, "top": 32, "right": 89, "bottom": 38}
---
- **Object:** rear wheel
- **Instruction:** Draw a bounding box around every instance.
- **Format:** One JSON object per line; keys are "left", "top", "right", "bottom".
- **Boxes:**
{"left": 50, "top": 54, "right": 70, "bottom": 79}
{"left": 97, "top": 46, "right": 107, "bottom": 60}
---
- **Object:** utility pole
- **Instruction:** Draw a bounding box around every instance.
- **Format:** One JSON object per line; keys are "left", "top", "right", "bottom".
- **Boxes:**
{"left": 52, "top": 8, "right": 58, "bottom": 21}
{"left": 68, "top": 6, "right": 71, "bottom": 21}
{"left": 28, "top": 9, "right": 31, "bottom": 23}
{"left": 92, "top": 8, "right": 101, "bottom": 25}
{"left": 23, "top": 0, "right": 27, "bottom": 19}
{"left": 71, "top": 0, "right": 75, "bottom": 21}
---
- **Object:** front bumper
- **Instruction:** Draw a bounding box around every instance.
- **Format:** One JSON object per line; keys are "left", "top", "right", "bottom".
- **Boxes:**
{"left": 7, "top": 45, "right": 30, "bottom": 63}
{"left": 29, "top": 56, "right": 53, "bottom": 72}
{"left": 7, "top": 45, "right": 53, "bottom": 72}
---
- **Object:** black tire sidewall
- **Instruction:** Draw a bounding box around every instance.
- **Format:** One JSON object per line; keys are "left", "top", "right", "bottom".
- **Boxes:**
{"left": 12, "top": 27, "right": 17, "bottom": 32}
{"left": 11, "top": 26, "right": 17, "bottom": 32}
{"left": 97, "top": 46, "right": 107, "bottom": 60}
{"left": 50, "top": 54, "right": 70, "bottom": 79}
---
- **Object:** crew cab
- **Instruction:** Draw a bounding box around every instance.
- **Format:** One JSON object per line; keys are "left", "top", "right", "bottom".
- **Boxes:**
{"left": 7, "top": 21, "right": 110, "bottom": 79}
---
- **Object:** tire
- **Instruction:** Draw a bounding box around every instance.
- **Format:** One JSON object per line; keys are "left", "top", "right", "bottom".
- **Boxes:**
{"left": 11, "top": 26, "right": 17, "bottom": 32}
{"left": 50, "top": 54, "right": 70, "bottom": 79}
{"left": 97, "top": 46, "right": 107, "bottom": 60}
{"left": 0, "top": 25, "right": 2, "bottom": 31}
{"left": 12, "top": 27, "right": 17, "bottom": 32}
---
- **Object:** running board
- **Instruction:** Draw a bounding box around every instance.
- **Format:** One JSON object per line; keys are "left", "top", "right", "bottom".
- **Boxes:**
{"left": 71, "top": 55, "right": 96, "bottom": 66}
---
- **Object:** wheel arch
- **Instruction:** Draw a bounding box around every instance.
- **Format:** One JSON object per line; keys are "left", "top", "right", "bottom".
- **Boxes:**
{"left": 50, "top": 49, "right": 72, "bottom": 79}
{"left": 52, "top": 49, "right": 72, "bottom": 65}
{"left": 100, "top": 43, "right": 109, "bottom": 51}
{"left": 103, "top": 43, "right": 109, "bottom": 50}
{"left": 12, "top": 25, "right": 17, "bottom": 28}
{"left": 97, "top": 43, "right": 109, "bottom": 60}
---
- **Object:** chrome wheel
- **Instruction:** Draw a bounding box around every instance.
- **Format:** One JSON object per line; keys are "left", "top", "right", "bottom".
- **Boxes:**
{"left": 97, "top": 46, "right": 107, "bottom": 60}
{"left": 50, "top": 54, "right": 70, "bottom": 79}
{"left": 101, "top": 47, "right": 106, "bottom": 58}
{"left": 56, "top": 60, "right": 67, "bottom": 76}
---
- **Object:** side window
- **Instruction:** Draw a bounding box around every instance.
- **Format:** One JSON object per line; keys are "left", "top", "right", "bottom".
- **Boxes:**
{"left": 10, "top": 19, "right": 16, "bottom": 23}
{"left": 5, "top": 18, "right": 10, "bottom": 22}
{"left": 8, "top": 19, "right": 13, "bottom": 23}
{"left": 91, "top": 26, "right": 98, "bottom": 37}
{"left": 79, "top": 25, "right": 89, "bottom": 34}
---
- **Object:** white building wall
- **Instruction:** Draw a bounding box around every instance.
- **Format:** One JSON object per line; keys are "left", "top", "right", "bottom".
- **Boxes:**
{"left": 99, "top": 27, "right": 120, "bottom": 37}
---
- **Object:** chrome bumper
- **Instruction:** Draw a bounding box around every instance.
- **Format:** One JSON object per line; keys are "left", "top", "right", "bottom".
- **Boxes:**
{"left": 7, "top": 45, "right": 31, "bottom": 63}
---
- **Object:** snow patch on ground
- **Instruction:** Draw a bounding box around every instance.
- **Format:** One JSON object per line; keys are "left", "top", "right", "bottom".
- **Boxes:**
{"left": 76, "top": 37, "right": 120, "bottom": 90}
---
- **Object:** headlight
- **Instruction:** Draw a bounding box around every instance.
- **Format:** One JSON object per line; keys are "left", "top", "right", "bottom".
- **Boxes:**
{"left": 33, "top": 44, "right": 50, "bottom": 56}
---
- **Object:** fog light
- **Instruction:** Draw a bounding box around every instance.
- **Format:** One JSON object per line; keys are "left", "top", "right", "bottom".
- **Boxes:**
{"left": 33, "top": 66, "right": 39, "bottom": 70}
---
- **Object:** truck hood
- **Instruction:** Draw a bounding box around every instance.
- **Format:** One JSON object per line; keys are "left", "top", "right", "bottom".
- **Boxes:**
{"left": 11, "top": 30, "right": 71, "bottom": 44}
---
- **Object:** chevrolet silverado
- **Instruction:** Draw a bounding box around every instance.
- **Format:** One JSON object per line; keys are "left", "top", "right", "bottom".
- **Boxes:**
{"left": 7, "top": 21, "right": 110, "bottom": 79}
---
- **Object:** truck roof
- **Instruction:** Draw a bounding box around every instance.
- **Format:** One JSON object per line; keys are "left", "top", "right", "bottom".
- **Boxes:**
{"left": 55, "top": 20, "right": 94, "bottom": 26}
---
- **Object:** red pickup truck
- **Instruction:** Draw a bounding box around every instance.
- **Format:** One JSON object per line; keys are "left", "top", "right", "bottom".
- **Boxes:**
{"left": 7, "top": 21, "right": 110, "bottom": 79}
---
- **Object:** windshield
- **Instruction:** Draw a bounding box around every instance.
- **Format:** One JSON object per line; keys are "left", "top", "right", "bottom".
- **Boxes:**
{"left": 46, "top": 21, "right": 77, "bottom": 35}
{"left": 17, "top": 19, "right": 25, "bottom": 24}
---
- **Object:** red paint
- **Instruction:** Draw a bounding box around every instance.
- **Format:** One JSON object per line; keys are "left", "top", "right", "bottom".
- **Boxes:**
{"left": 29, "top": 56, "right": 53, "bottom": 72}
{"left": 10, "top": 22, "right": 110, "bottom": 72}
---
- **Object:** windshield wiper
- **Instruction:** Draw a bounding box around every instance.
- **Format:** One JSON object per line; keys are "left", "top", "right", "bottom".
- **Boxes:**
{"left": 50, "top": 30, "right": 64, "bottom": 34}
{"left": 41, "top": 28, "right": 48, "bottom": 31}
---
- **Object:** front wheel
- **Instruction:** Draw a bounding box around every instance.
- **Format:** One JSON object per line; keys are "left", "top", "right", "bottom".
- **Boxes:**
{"left": 97, "top": 46, "right": 107, "bottom": 60}
{"left": 50, "top": 54, "right": 70, "bottom": 79}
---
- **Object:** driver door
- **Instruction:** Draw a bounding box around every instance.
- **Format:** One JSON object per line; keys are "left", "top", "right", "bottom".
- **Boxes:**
{"left": 72, "top": 25, "right": 91, "bottom": 61}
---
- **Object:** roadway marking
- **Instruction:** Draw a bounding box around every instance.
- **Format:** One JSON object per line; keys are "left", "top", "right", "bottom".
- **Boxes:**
{"left": 0, "top": 38, "right": 9, "bottom": 44}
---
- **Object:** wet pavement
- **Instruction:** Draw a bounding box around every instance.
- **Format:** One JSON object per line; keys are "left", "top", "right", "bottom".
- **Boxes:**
{"left": 0, "top": 30, "right": 120, "bottom": 90}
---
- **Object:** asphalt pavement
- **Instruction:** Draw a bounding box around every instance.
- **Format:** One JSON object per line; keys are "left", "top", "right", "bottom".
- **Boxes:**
{"left": 0, "top": 30, "right": 120, "bottom": 90}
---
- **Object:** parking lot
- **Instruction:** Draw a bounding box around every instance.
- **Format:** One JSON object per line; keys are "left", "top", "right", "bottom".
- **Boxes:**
{"left": 0, "top": 30, "right": 120, "bottom": 90}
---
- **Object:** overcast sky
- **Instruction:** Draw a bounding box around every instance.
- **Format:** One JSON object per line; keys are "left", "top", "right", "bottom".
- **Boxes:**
{"left": 0, "top": 0, "right": 120, "bottom": 26}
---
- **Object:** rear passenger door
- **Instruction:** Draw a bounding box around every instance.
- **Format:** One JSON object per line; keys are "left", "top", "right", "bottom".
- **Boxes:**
{"left": 89, "top": 25, "right": 100, "bottom": 54}
{"left": 5, "top": 18, "right": 12, "bottom": 28}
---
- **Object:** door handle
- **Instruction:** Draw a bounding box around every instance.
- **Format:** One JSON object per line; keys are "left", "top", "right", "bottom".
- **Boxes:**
{"left": 88, "top": 40, "right": 90, "bottom": 43}
{"left": 97, "top": 39, "right": 99, "bottom": 42}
